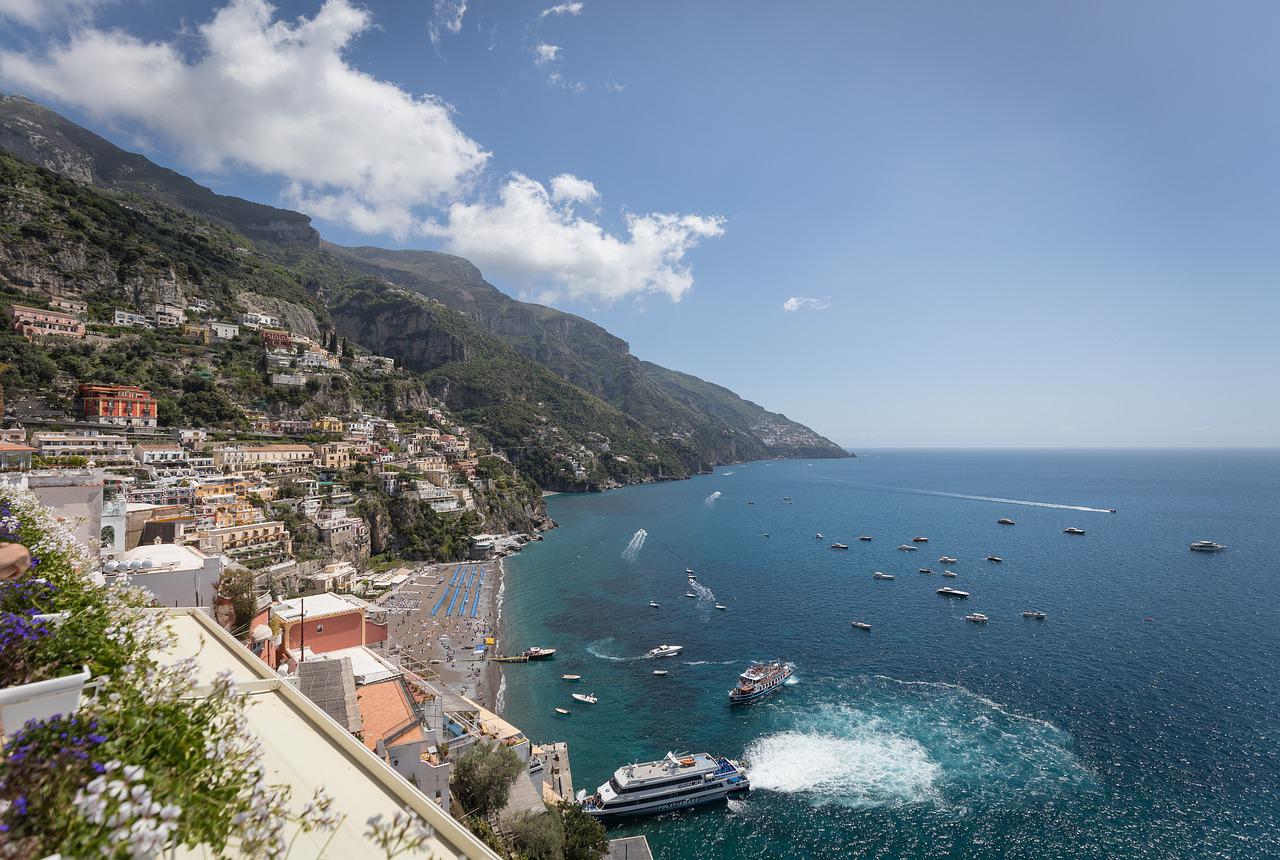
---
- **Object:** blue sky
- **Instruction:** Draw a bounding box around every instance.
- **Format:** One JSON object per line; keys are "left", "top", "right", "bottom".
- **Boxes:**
{"left": 2, "top": 0, "right": 1278, "bottom": 447}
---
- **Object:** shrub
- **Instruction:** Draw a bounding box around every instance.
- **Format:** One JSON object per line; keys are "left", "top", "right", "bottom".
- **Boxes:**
{"left": 451, "top": 742, "right": 523, "bottom": 818}
{"left": 509, "top": 808, "right": 564, "bottom": 860}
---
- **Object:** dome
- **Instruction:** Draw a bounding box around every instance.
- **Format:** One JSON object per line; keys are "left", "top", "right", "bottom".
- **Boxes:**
{"left": 141, "top": 559, "right": 155, "bottom": 570}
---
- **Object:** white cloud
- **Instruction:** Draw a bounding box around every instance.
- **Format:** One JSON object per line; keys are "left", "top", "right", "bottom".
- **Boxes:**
{"left": 533, "top": 43, "right": 560, "bottom": 66}
{"left": 546, "top": 72, "right": 587, "bottom": 94}
{"left": 0, "top": 0, "right": 725, "bottom": 303}
{"left": 422, "top": 173, "right": 724, "bottom": 303}
{"left": 429, "top": 0, "right": 467, "bottom": 48}
{"left": 0, "top": 0, "right": 107, "bottom": 28}
{"left": 783, "top": 297, "right": 832, "bottom": 312}
{"left": 549, "top": 174, "right": 598, "bottom": 204}
{"left": 0, "top": 0, "right": 489, "bottom": 238}
{"left": 539, "top": 2, "right": 584, "bottom": 18}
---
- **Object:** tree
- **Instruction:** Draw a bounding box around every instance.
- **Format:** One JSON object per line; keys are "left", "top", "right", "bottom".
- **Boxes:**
{"left": 99, "top": 526, "right": 115, "bottom": 548}
{"left": 450, "top": 742, "right": 522, "bottom": 818}
{"left": 214, "top": 567, "right": 257, "bottom": 631}
{"left": 327, "top": 330, "right": 339, "bottom": 353}
{"left": 560, "top": 802, "right": 609, "bottom": 860}
{"left": 509, "top": 809, "right": 564, "bottom": 860}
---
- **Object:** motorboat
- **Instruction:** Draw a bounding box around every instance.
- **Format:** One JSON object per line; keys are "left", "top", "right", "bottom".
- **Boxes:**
{"left": 645, "top": 645, "right": 684, "bottom": 659}
{"left": 524, "top": 647, "right": 557, "bottom": 660}
{"left": 649, "top": 601, "right": 661, "bottom": 608}
{"left": 939, "top": 556, "right": 957, "bottom": 564}
{"left": 1189, "top": 540, "right": 1226, "bottom": 552}
{"left": 561, "top": 674, "right": 582, "bottom": 681}
{"left": 918, "top": 568, "right": 932, "bottom": 574}
{"left": 830, "top": 543, "right": 849, "bottom": 550}
{"left": 580, "top": 751, "right": 749, "bottom": 819}
{"left": 572, "top": 693, "right": 599, "bottom": 704}
{"left": 715, "top": 604, "right": 728, "bottom": 611}
{"left": 728, "top": 661, "right": 793, "bottom": 704}
{"left": 851, "top": 621, "right": 871, "bottom": 631}
{"left": 653, "top": 669, "right": 669, "bottom": 676}
{"left": 937, "top": 586, "right": 969, "bottom": 598}
{"left": 873, "top": 572, "right": 895, "bottom": 580}
{"left": 686, "top": 568, "right": 695, "bottom": 574}
{"left": 997, "top": 518, "right": 1015, "bottom": 525}
{"left": 1063, "top": 527, "right": 1086, "bottom": 535}
{"left": 986, "top": 555, "right": 1003, "bottom": 563}
{"left": 687, "top": 573, "right": 697, "bottom": 581}
{"left": 897, "top": 544, "right": 918, "bottom": 552}
{"left": 1022, "top": 610, "right": 1047, "bottom": 620}
{"left": 554, "top": 707, "right": 570, "bottom": 715}
{"left": 912, "top": 536, "right": 929, "bottom": 543}
{"left": 942, "top": 570, "right": 957, "bottom": 578}
{"left": 685, "top": 591, "right": 697, "bottom": 598}
{"left": 858, "top": 536, "right": 873, "bottom": 541}
{"left": 815, "top": 533, "right": 823, "bottom": 539}
{"left": 965, "top": 613, "right": 989, "bottom": 624}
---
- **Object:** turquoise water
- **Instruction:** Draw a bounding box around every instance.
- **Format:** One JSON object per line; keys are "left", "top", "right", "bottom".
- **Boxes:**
{"left": 501, "top": 451, "right": 1280, "bottom": 859}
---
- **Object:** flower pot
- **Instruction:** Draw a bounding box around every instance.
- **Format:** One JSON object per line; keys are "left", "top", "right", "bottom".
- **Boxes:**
{"left": 0, "top": 665, "right": 91, "bottom": 733}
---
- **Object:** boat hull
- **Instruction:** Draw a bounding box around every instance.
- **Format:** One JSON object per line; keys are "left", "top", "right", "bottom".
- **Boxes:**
{"left": 728, "top": 665, "right": 793, "bottom": 704}
{"left": 583, "top": 779, "right": 749, "bottom": 820}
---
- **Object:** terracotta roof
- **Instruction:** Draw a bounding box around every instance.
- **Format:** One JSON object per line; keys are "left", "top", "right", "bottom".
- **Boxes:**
{"left": 0, "top": 442, "right": 35, "bottom": 452}
{"left": 355, "top": 678, "right": 419, "bottom": 751}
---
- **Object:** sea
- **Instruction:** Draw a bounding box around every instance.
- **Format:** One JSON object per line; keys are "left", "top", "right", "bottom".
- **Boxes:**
{"left": 500, "top": 450, "right": 1280, "bottom": 859}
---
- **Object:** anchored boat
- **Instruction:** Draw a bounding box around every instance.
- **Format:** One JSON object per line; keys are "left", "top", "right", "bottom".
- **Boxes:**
{"left": 571, "top": 692, "right": 599, "bottom": 704}
{"left": 580, "top": 751, "right": 749, "bottom": 819}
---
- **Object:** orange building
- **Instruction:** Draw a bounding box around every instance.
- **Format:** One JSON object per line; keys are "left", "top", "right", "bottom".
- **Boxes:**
{"left": 78, "top": 384, "right": 158, "bottom": 429}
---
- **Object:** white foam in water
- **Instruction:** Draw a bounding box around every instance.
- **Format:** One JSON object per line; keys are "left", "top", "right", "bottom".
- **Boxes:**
{"left": 704, "top": 490, "right": 722, "bottom": 508}
{"left": 586, "top": 638, "right": 631, "bottom": 661}
{"left": 621, "top": 528, "right": 648, "bottom": 561}
{"left": 746, "top": 729, "right": 940, "bottom": 806}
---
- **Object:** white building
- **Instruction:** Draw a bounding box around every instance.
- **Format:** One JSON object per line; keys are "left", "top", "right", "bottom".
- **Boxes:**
{"left": 210, "top": 321, "right": 241, "bottom": 340}
{"left": 31, "top": 431, "right": 132, "bottom": 464}
{"left": 106, "top": 543, "right": 224, "bottom": 608}
{"left": 113, "top": 309, "right": 151, "bottom": 328}
{"left": 240, "top": 311, "right": 281, "bottom": 329}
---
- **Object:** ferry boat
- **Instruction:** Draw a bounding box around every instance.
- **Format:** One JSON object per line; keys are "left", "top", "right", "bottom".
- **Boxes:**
{"left": 524, "top": 647, "right": 557, "bottom": 660}
{"left": 1022, "top": 610, "right": 1047, "bottom": 620}
{"left": 965, "top": 613, "right": 989, "bottom": 624}
{"left": 851, "top": 621, "right": 871, "bottom": 631}
{"left": 572, "top": 693, "right": 598, "bottom": 704}
{"left": 1190, "top": 540, "right": 1226, "bottom": 552}
{"left": 1063, "top": 527, "right": 1086, "bottom": 535}
{"left": 998, "top": 518, "right": 1015, "bottom": 525}
{"left": 937, "top": 586, "right": 969, "bottom": 598}
{"left": 728, "top": 661, "right": 793, "bottom": 704}
{"left": 580, "top": 751, "right": 749, "bottom": 819}
{"left": 645, "top": 644, "right": 684, "bottom": 659}
{"left": 939, "top": 556, "right": 957, "bottom": 564}
{"left": 830, "top": 543, "right": 849, "bottom": 550}
{"left": 858, "top": 536, "right": 873, "bottom": 541}
{"left": 873, "top": 572, "right": 895, "bottom": 580}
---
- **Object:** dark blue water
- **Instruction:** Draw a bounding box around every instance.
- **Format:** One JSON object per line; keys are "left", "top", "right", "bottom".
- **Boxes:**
{"left": 501, "top": 451, "right": 1280, "bottom": 859}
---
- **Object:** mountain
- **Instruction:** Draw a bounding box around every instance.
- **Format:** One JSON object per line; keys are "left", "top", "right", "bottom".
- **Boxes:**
{"left": 0, "top": 94, "right": 850, "bottom": 485}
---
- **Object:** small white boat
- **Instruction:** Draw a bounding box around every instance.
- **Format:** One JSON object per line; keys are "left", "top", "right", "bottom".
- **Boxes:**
{"left": 897, "top": 544, "right": 918, "bottom": 552}
{"left": 687, "top": 573, "right": 697, "bottom": 581}
{"left": 571, "top": 693, "right": 598, "bottom": 704}
{"left": 942, "top": 570, "right": 957, "bottom": 578}
{"left": 1189, "top": 540, "right": 1225, "bottom": 552}
{"left": 965, "top": 613, "right": 989, "bottom": 624}
{"left": 851, "top": 621, "right": 871, "bottom": 631}
{"left": 937, "top": 586, "right": 969, "bottom": 598}
{"left": 986, "top": 555, "right": 1003, "bottom": 563}
{"left": 830, "top": 543, "right": 849, "bottom": 550}
{"left": 685, "top": 591, "right": 697, "bottom": 598}
{"left": 561, "top": 674, "right": 582, "bottom": 681}
{"left": 997, "top": 518, "right": 1015, "bottom": 525}
{"left": 1063, "top": 527, "right": 1086, "bottom": 535}
{"left": 652, "top": 669, "right": 669, "bottom": 676}
{"left": 858, "top": 536, "right": 873, "bottom": 542}
{"left": 912, "top": 536, "right": 929, "bottom": 543}
{"left": 645, "top": 644, "right": 684, "bottom": 659}
{"left": 918, "top": 568, "right": 932, "bottom": 574}
{"left": 1022, "top": 610, "right": 1047, "bottom": 620}
{"left": 649, "top": 601, "right": 661, "bottom": 608}
{"left": 873, "top": 572, "right": 895, "bottom": 580}
{"left": 554, "top": 707, "right": 570, "bottom": 715}
{"left": 686, "top": 568, "right": 695, "bottom": 574}
{"left": 939, "top": 556, "right": 957, "bottom": 564}
{"left": 715, "top": 604, "right": 727, "bottom": 611}
{"left": 815, "top": 533, "right": 823, "bottom": 539}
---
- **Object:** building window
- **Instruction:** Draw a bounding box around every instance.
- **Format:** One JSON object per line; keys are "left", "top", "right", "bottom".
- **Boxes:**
{"left": 315, "top": 624, "right": 324, "bottom": 633}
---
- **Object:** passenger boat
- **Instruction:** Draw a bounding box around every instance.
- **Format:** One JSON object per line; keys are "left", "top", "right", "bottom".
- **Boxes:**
{"left": 873, "top": 572, "right": 895, "bottom": 580}
{"left": 939, "top": 556, "right": 957, "bottom": 564}
{"left": 1022, "top": 610, "right": 1047, "bottom": 620}
{"left": 937, "top": 586, "right": 969, "bottom": 598}
{"left": 858, "top": 536, "right": 873, "bottom": 541}
{"left": 851, "top": 621, "right": 871, "bottom": 631}
{"left": 561, "top": 674, "right": 582, "bottom": 681}
{"left": 998, "top": 518, "right": 1015, "bottom": 525}
{"left": 830, "top": 543, "right": 849, "bottom": 550}
{"left": 918, "top": 568, "right": 932, "bottom": 574}
{"left": 572, "top": 693, "right": 599, "bottom": 704}
{"left": 942, "top": 570, "right": 957, "bottom": 577}
{"left": 898, "top": 544, "right": 918, "bottom": 551}
{"left": 555, "top": 707, "right": 570, "bottom": 715}
{"left": 986, "top": 555, "right": 1003, "bottom": 563}
{"left": 965, "top": 613, "right": 989, "bottom": 624}
{"left": 645, "top": 644, "right": 683, "bottom": 659}
{"left": 912, "top": 536, "right": 929, "bottom": 543}
{"left": 580, "top": 751, "right": 749, "bottom": 819}
{"left": 728, "top": 660, "right": 793, "bottom": 704}
{"left": 653, "top": 670, "right": 669, "bottom": 677}
{"left": 715, "top": 604, "right": 728, "bottom": 611}
{"left": 1063, "top": 527, "right": 1086, "bottom": 535}
{"left": 524, "top": 647, "right": 557, "bottom": 660}
{"left": 1189, "top": 540, "right": 1226, "bottom": 552}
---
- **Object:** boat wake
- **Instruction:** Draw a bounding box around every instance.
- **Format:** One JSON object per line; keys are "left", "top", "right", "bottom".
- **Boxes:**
{"left": 683, "top": 660, "right": 737, "bottom": 666}
{"left": 689, "top": 579, "right": 717, "bottom": 608}
{"left": 704, "top": 490, "right": 722, "bottom": 508}
{"left": 621, "top": 529, "right": 648, "bottom": 561}
{"left": 744, "top": 677, "right": 1092, "bottom": 809}
{"left": 586, "top": 638, "right": 632, "bottom": 662}
{"left": 819, "top": 479, "right": 1114, "bottom": 513}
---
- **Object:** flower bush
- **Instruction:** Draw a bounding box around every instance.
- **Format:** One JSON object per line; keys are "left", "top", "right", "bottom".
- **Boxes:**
{"left": 0, "top": 488, "right": 438, "bottom": 859}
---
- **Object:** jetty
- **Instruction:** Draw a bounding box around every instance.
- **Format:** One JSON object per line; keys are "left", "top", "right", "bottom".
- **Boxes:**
{"left": 488, "top": 654, "right": 530, "bottom": 663}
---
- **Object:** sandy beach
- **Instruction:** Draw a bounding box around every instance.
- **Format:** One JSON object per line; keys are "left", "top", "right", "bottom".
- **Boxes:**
{"left": 380, "top": 558, "right": 505, "bottom": 709}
